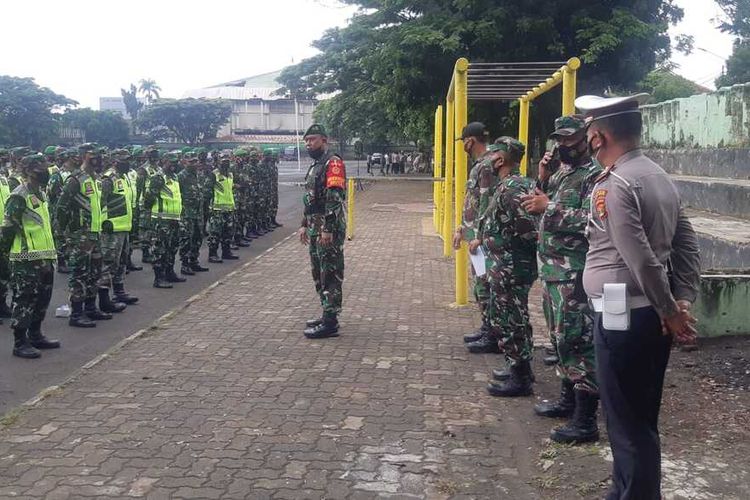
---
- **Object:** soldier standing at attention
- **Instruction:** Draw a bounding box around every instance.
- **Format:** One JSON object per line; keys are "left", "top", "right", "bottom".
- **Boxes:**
{"left": 98, "top": 149, "right": 138, "bottom": 309}
{"left": 143, "top": 152, "right": 185, "bottom": 288}
{"left": 481, "top": 137, "right": 538, "bottom": 398}
{"left": 206, "top": 152, "right": 239, "bottom": 263}
{"left": 576, "top": 93, "right": 700, "bottom": 499}
{"left": 47, "top": 148, "right": 79, "bottom": 275}
{"left": 270, "top": 150, "right": 282, "bottom": 228}
{"left": 0, "top": 152, "right": 14, "bottom": 322}
{"left": 125, "top": 146, "right": 144, "bottom": 272}
{"left": 2, "top": 153, "right": 60, "bottom": 358}
{"left": 230, "top": 148, "right": 252, "bottom": 248}
{"left": 452, "top": 122, "right": 499, "bottom": 354}
{"left": 177, "top": 152, "right": 209, "bottom": 275}
{"left": 56, "top": 143, "right": 110, "bottom": 327}
{"left": 298, "top": 124, "right": 346, "bottom": 339}
{"left": 520, "top": 115, "right": 602, "bottom": 444}
{"left": 138, "top": 147, "right": 160, "bottom": 264}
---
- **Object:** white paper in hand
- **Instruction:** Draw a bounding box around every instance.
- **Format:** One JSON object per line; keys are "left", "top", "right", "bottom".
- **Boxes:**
{"left": 470, "top": 246, "right": 486, "bottom": 277}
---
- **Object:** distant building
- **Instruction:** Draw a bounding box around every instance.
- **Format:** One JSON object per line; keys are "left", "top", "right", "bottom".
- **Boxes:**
{"left": 183, "top": 70, "right": 322, "bottom": 144}
{"left": 99, "top": 96, "right": 146, "bottom": 119}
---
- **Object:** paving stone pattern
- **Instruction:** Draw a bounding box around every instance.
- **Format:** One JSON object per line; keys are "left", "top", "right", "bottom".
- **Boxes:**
{"left": 0, "top": 182, "right": 547, "bottom": 499}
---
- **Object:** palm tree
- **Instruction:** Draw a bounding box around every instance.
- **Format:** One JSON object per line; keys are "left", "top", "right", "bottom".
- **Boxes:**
{"left": 138, "top": 78, "right": 162, "bottom": 104}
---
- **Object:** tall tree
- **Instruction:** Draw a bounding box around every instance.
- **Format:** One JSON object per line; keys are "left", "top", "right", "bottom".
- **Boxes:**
{"left": 278, "top": 0, "right": 685, "bottom": 151}
{"left": 62, "top": 108, "right": 130, "bottom": 147}
{"left": 714, "top": 0, "right": 750, "bottom": 87}
{"left": 137, "top": 98, "right": 232, "bottom": 144}
{"left": 0, "top": 75, "right": 76, "bottom": 147}
{"left": 121, "top": 84, "right": 143, "bottom": 121}
{"left": 138, "top": 78, "right": 162, "bottom": 104}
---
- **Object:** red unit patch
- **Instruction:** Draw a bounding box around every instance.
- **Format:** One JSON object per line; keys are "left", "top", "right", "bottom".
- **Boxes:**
{"left": 326, "top": 158, "right": 346, "bottom": 189}
{"left": 594, "top": 189, "right": 608, "bottom": 220}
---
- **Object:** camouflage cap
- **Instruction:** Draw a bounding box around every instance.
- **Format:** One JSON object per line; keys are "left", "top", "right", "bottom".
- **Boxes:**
{"left": 248, "top": 148, "right": 260, "bottom": 159}
{"left": 20, "top": 153, "right": 45, "bottom": 167}
{"left": 493, "top": 136, "right": 526, "bottom": 159}
{"left": 58, "top": 147, "right": 80, "bottom": 160}
{"left": 43, "top": 145, "right": 58, "bottom": 155}
{"left": 303, "top": 123, "right": 327, "bottom": 138}
{"left": 193, "top": 146, "right": 207, "bottom": 155}
{"left": 111, "top": 148, "right": 131, "bottom": 161}
{"left": 164, "top": 150, "right": 181, "bottom": 162}
{"left": 549, "top": 114, "right": 587, "bottom": 138}
{"left": 78, "top": 142, "right": 99, "bottom": 153}
{"left": 10, "top": 146, "right": 32, "bottom": 158}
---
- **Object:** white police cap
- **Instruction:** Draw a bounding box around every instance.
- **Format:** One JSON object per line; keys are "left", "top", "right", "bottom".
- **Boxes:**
{"left": 575, "top": 93, "right": 650, "bottom": 124}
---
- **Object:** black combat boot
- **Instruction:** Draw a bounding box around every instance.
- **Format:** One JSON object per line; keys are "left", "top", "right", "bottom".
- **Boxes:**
{"left": 305, "top": 317, "right": 323, "bottom": 328}
{"left": 221, "top": 247, "right": 239, "bottom": 260}
{"left": 550, "top": 390, "right": 600, "bottom": 444}
{"left": 12, "top": 327, "right": 41, "bottom": 359}
{"left": 235, "top": 237, "right": 250, "bottom": 248}
{"left": 152, "top": 269, "right": 173, "bottom": 289}
{"left": 27, "top": 320, "right": 61, "bottom": 350}
{"left": 0, "top": 300, "right": 12, "bottom": 318}
{"left": 493, "top": 364, "right": 535, "bottom": 382}
{"left": 113, "top": 283, "right": 138, "bottom": 304}
{"left": 180, "top": 262, "right": 196, "bottom": 275}
{"left": 543, "top": 346, "right": 559, "bottom": 366}
{"left": 189, "top": 260, "right": 209, "bottom": 272}
{"left": 246, "top": 226, "right": 259, "bottom": 239}
{"left": 229, "top": 242, "right": 239, "bottom": 250}
{"left": 57, "top": 254, "right": 70, "bottom": 274}
{"left": 534, "top": 379, "right": 575, "bottom": 418}
{"left": 304, "top": 314, "right": 339, "bottom": 339}
{"left": 98, "top": 288, "right": 127, "bottom": 314}
{"left": 69, "top": 301, "right": 96, "bottom": 328}
{"left": 208, "top": 249, "right": 223, "bottom": 264}
{"left": 272, "top": 220, "right": 283, "bottom": 228}
{"left": 465, "top": 330, "right": 501, "bottom": 354}
{"left": 486, "top": 361, "right": 534, "bottom": 397}
{"left": 166, "top": 268, "right": 187, "bottom": 283}
{"left": 85, "top": 297, "right": 113, "bottom": 320}
{"left": 463, "top": 323, "right": 489, "bottom": 343}
{"left": 141, "top": 246, "right": 155, "bottom": 264}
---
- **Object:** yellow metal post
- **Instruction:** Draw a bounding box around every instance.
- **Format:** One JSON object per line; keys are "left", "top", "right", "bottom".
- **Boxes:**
{"left": 346, "top": 177, "right": 354, "bottom": 240}
{"left": 518, "top": 97, "right": 530, "bottom": 176}
{"left": 433, "top": 105, "right": 443, "bottom": 233}
{"left": 442, "top": 99, "right": 454, "bottom": 257}
{"left": 453, "top": 58, "right": 469, "bottom": 306}
{"left": 562, "top": 57, "right": 581, "bottom": 116}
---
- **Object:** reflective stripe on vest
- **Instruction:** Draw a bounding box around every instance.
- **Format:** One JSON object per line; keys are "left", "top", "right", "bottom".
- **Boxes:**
{"left": 152, "top": 176, "right": 182, "bottom": 220}
{"left": 78, "top": 174, "right": 102, "bottom": 233}
{"left": 0, "top": 177, "right": 11, "bottom": 216}
{"left": 211, "top": 170, "right": 235, "bottom": 212}
{"left": 104, "top": 171, "right": 134, "bottom": 232}
{"left": 10, "top": 190, "right": 57, "bottom": 261}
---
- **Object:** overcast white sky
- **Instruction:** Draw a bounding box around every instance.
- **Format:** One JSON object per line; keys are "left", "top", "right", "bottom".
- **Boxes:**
{"left": 0, "top": 0, "right": 735, "bottom": 109}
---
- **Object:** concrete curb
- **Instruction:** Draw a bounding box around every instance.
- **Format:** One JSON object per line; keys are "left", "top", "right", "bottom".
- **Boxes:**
{"left": 1, "top": 231, "right": 298, "bottom": 425}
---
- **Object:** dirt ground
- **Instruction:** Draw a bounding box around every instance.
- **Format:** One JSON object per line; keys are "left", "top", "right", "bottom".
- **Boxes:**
{"left": 531, "top": 335, "right": 750, "bottom": 500}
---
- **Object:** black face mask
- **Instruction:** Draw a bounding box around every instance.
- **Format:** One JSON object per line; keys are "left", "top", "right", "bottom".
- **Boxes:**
{"left": 308, "top": 147, "right": 324, "bottom": 160}
{"left": 558, "top": 140, "right": 586, "bottom": 165}
{"left": 116, "top": 161, "right": 130, "bottom": 174}
{"left": 34, "top": 170, "right": 50, "bottom": 188}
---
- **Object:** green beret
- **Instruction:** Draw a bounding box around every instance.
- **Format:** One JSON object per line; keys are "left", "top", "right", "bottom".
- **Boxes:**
{"left": 233, "top": 148, "right": 249, "bottom": 157}
{"left": 193, "top": 147, "right": 207, "bottom": 155}
{"left": 303, "top": 123, "right": 327, "bottom": 138}
{"left": 43, "top": 145, "right": 58, "bottom": 155}
{"left": 549, "top": 114, "right": 587, "bottom": 138}
{"left": 20, "top": 153, "right": 45, "bottom": 166}
{"left": 130, "top": 145, "right": 144, "bottom": 156}
{"left": 493, "top": 136, "right": 526, "bottom": 159}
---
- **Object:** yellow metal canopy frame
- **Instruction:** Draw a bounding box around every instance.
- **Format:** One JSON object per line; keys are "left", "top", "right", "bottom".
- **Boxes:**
{"left": 433, "top": 57, "right": 581, "bottom": 306}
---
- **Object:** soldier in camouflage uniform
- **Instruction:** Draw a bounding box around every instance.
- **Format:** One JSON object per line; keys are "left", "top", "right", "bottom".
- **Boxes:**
{"left": 0, "top": 151, "right": 14, "bottom": 321}
{"left": 137, "top": 146, "right": 161, "bottom": 264}
{"left": 520, "top": 115, "right": 602, "bottom": 443}
{"left": 298, "top": 124, "right": 346, "bottom": 339}
{"left": 57, "top": 143, "right": 111, "bottom": 327}
{"left": 2, "top": 153, "right": 60, "bottom": 358}
{"left": 47, "top": 148, "right": 80, "bottom": 274}
{"left": 143, "top": 151, "right": 186, "bottom": 288}
{"left": 125, "top": 146, "right": 145, "bottom": 272}
{"left": 269, "top": 150, "right": 282, "bottom": 227}
{"left": 206, "top": 152, "right": 239, "bottom": 263}
{"left": 245, "top": 149, "right": 263, "bottom": 238}
{"left": 231, "top": 148, "right": 252, "bottom": 248}
{"left": 177, "top": 152, "right": 209, "bottom": 275}
{"left": 481, "top": 138, "right": 539, "bottom": 398}
{"left": 453, "top": 122, "right": 500, "bottom": 354}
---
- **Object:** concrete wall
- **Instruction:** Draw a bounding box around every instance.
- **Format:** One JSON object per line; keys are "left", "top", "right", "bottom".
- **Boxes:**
{"left": 694, "top": 274, "right": 750, "bottom": 337}
{"left": 641, "top": 83, "right": 750, "bottom": 149}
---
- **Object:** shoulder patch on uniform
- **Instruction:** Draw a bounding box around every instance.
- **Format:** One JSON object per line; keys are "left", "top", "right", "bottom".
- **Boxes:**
{"left": 29, "top": 194, "right": 40, "bottom": 208}
{"left": 594, "top": 189, "right": 608, "bottom": 220}
{"left": 84, "top": 180, "right": 94, "bottom": 195}
{"left": 326, "top": 157, "right": 346, "bottom": 189}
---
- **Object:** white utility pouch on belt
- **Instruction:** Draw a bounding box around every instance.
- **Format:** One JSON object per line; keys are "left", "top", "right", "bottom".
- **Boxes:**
{"left": 602, "top": 283, "right": 629, "bottom": 331}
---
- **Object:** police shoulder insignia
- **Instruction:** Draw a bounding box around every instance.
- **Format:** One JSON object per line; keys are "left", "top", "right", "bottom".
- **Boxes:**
{"left": 594, "top": 189, "right": 608, "bottom": 220}
{"left": 326, "top": 157, "right": 346, "bottom": 189}
{"left": 29, "top": 195, "right": 40, "bottom": 208}
{"left": 116, "top": 180, "right": 124, "bottom": 190}
{"left": 84, "top": 181, "right": 94, "bottom": 195}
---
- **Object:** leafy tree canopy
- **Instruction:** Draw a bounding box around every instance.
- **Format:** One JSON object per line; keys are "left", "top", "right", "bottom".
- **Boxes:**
{"left": 0, "top": 75, "right": 76, "bottom": 148}
{"left": 639, "top": 69, "right": 706, "bottom": 103}
{"left": 715, "top": 1, "right": 750, "bottom": 88}
{"left": 61, "top": 108, "right": 130, "bottom": 147}
{"left": 137, "top": 98, "right": 232, "bottom": 144}
{"left": 279, "top": 0, "right": 684, "bottom": 149}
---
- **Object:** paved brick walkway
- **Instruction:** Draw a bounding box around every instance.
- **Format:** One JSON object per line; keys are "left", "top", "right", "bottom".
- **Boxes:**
{"left": 0, "top": 181, "right": 558, "bottom": 499}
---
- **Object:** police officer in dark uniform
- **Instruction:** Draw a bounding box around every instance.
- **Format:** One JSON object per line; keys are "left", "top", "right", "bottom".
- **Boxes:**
{"left": 577, "top": 93, "right": 701, "bottom": 500}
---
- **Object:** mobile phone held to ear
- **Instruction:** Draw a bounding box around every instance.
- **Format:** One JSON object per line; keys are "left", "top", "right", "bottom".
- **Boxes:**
{"left": 547, "top": 144, "right": 561, "bottom": 174}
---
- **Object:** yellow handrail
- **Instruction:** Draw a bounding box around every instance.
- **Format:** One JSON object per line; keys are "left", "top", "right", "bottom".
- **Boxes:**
{"left": 346, "top": 177, "right": 354, "bottom": 240}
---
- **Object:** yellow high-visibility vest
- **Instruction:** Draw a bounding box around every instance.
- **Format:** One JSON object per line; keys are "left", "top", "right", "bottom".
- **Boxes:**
{"left": 210, "top": 169, "right": 235, "bottom": 212}
{"left": 10, "top": 186, "right": 56, "bottom": 261}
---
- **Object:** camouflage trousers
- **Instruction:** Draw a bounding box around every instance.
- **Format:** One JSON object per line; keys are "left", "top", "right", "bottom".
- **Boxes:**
{"left": 0, "top": 254, "right": 9, "bottom": 302}
{"left": 140, "top": 210, "right": 153, "bottom": 255}
{"left": 308, "top": 233, "right": 345, "bottom": 316}
{"left": 542, "top": 279, "right": 598, "bottom": 394}
{"left": 10, "top": 260, "right": 54, "bottom": 330}
{"left": 151, "top": 219, "right": 180, "bottom": 274}
{"left": 207, "top": 211, "right": 235, "bottom": 252}
{"left": 179, "top": 216, "right": 204, "bottom": 264}
{"left": 98, "top": 231, "right": 128, "bottom": 289}
{"left": 129, "top": 206, "right": 142, "bottom": 250}
{"left": 472, "top": 272, "right": 491, "bottom": 326}
{"left": 487, "top": 272, "right": 533, "bottom": 367}
{"left": 67, "top": 233, "right": 102, "bottom": 303}
{"left": 234, "top": 197, "right": 249, "bottom": 239}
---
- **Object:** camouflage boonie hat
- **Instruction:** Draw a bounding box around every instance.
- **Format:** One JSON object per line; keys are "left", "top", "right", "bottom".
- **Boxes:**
{"left": 549, "top": 114, "right": 586, "bottom": 138}
{"left": 20, "top": 153, "right": 45, "bottom": 167}
{"left": 303, "top": 123, "right": 327, "bottom": 138}
{"left": 493, "top": 136, "right": 526, "bottom": 160}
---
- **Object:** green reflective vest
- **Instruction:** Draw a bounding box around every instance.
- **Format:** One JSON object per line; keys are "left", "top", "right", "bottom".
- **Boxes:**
{"left": 10, "top": 186, "right": 56, "bottom": 261}
{"left": 211, "top": 170, "right": 235, "bottom": 212}
{"left": 78, "top": 173, "right": 102, "bottom": 233}
{"left": 152, "top": 175, "right": 182, "bottom": 220}
{"left": 103, "top": 170, "right": 134, "bottom": 232}
{"left": 0, "top": 176, "right": 11, "bottom": 216}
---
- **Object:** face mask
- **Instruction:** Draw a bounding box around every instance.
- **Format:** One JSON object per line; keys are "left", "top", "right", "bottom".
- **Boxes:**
{"left": 559, "top": 140, "right": 585, "bottom": 164}
{"left": 34, "top": 169, "right": 50, "bottom": 187}
{"left": 116, "top": 161, "right": 129, "bottom": 174}
{"left": 308, "top": 147, "right": 324, "bottom": 160}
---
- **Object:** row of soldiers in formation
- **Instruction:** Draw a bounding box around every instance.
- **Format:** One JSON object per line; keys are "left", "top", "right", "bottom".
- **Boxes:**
{"left": 454, "top": 117, "right": 601, "bottom": 446}
{"left": 0, "top": 143, "right": 282, "bottom": 359}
